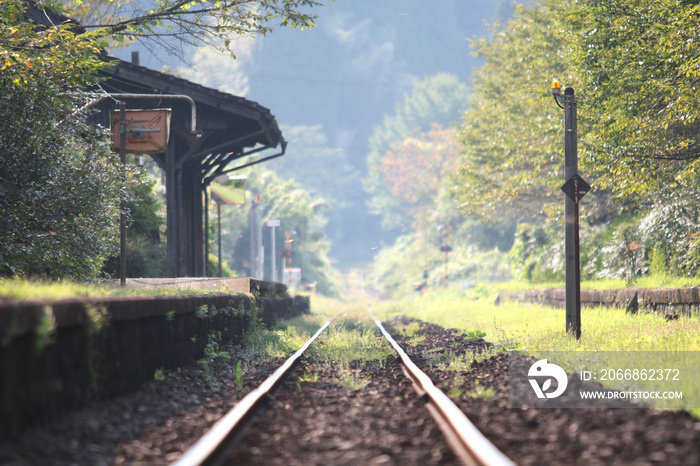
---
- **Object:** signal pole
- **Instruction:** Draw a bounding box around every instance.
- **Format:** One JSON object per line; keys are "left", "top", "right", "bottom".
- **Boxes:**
{"left": 552, "top": 81, "right": 590, "bottom": 339}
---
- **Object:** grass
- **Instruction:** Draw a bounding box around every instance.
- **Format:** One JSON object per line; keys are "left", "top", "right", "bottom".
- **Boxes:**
{"left": 248, "top": 297, "right": 389, "bottom": 391}
{"left": 464, "top": 380, "right": 495, "bottom": 399}
{"left": 273, "top": 293, "right": 395, "bottom": 390}
{"left": 374, "top": 285, "right": 700, "bottom": 415}
{"left": 0, "top": 277, "right": 253, "bottom": 300}
{"left": 374, "top": 287, "right": 700, "bottom": 353}
{"left": 243, "top": 322, "right": 315, "bottom": 359}
{"left": 307, "top": 310, "right": 393, "bottom": 390}
{"left": 494, "top": 274, "right": 700, "bottom": 292}
{"left": 0, "top": 278, "right": 113, "bottom": 300}
{"left": 310, "top": 315, "right": 392, "bottom": 364}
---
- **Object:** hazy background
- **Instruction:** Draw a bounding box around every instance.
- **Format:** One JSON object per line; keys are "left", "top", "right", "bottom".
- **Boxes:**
{"left": 111, "top": 0, "right": 510, "bottom": 268}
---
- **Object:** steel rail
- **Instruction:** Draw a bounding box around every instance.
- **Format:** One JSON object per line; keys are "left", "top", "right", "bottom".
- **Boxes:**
{"left": 373, "top": 318, "right": 516, "bottom": 466}
{"left": 172, "top": 316, "right": 337, "bottom": 466}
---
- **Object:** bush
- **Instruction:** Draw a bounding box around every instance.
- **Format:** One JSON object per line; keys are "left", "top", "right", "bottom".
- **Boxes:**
{"left": 371, "top": 232, "right": 512, "bottom": 298}
{"left": 509, "top": 223, "right": 563, "bottom": 282}
{"left": 102, "top": 236, "right": 169, "bottom": 278}
{"left": 101, "top": 165, "right": 167, "bottom": 278}
{"left": 207, "top": 254, "right": 235, "bottom": 278}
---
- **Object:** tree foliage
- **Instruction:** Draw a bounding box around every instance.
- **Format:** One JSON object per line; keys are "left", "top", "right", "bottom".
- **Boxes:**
{"left": 2, "top": 1, "right": 107, "bottom": 84}
{"left": 61, "top": 0, "right": 328, "bottom": 57}
{"left": 0, "top": 93, "right": 122, "bottom": 278}
{"left": 452, "top": 0, "right": 700, "bottom": 281}
{"left": 0, "top": 1, "right": 122, "bottom": 278}
{"left": 102, "top": 165, "right": 168, "bottom": 278}
{"left": 212, "top": 168, "right": 338, "bottom": 295}
{"left": 377, "top": 126, "right": 460, "bottom": 228}
{"left": 451, "top": 0, "right": 576, "bottom": 222}
{"left": 572, "top": 0, "right": 700, "bottom": 200}
{"left": 455, "top": 0, "right": 700, "bottom": 217}
{"left": 365, "top": 73, "right": 470, "bottom": 230}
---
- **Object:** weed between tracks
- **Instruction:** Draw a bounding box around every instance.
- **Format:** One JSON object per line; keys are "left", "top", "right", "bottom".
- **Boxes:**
{"left": 305, "top": 313, "right": 393, "bottom": 390}
{"left": 238, "top": 295, "right": 395, "bottom": 391}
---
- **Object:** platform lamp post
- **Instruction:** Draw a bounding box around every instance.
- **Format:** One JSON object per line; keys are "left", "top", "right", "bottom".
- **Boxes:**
{"left": 551, "top": 80, "right": 591, "bottom": 339}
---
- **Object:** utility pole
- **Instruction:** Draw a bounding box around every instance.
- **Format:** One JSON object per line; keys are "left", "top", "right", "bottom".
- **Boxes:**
{"left": 249, "top": 196, "right": 258, "bottom": 279}
{"left": 552, "top": 81, "right": 590, "bottom": 339}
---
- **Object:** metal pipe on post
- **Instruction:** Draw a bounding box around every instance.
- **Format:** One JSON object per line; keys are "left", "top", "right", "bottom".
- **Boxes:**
{"left": 204, "top": 187, "right": 209, "bottom": 277}
{"left": 563, "top": 87, "right": 581, "bottom": 339}
{"left": 118, "top": 102, "right": 127, "bottom": 287}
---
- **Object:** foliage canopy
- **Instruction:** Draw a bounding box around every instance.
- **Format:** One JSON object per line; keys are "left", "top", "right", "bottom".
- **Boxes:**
{"left": 452, "top": 0, "right": 700, "bottom": 281}
{"left": 0, "top": 1, "right": 123, "bottom": 278}
{"left": 61, "top": 0, "right": 329, "bottom": 58}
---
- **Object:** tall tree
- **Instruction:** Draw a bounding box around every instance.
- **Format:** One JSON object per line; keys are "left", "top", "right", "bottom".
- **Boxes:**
{"left": 365, "top": 73, "right": 470, "bottom": 230}
{"left": 572, "top": 0, "right": 700, "bottom": 200}
{"left": 377, "top": 126, "right": 460, "bottom": 228}
{"left": 0, "top": 0, "right": 123, "bottom": 278}
{"left": 451, "top": 0, "right": 700, "bottom": 282}
{"left": 452, "top": 0, "right": 578, "bottom": 223}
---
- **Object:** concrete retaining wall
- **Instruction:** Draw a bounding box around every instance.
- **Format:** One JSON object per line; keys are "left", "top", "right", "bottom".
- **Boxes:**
{"left": 498, "top": 287, "right": 700, "bottom": 318}
{"left": 0, "top": 280, "right": 309, "bottom": 440}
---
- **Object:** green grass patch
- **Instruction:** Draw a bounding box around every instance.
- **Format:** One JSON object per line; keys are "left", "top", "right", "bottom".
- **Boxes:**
{"left": 0, "top": 277, "right": 262, "bottom": 300}
{"left": 303, "top": 297, "right": 394, "bottom": 390}
{"left": 244, "top": 323, "right": 314, "bottom": 358}
{"left": 310, "top": 313, "right": 392, "bottom": 364}
{"left": 373, "top": 287, "right": 700, "bottom": 416}
{"left": 0, "top": 277, "right": 113, "bottom": 300}
{"left": 464, "top": 380, "right": 495, "bottom": 399}
{"left": 493, "top": 274, "right": 700, "bottom": 292}
{"left": 375, "top": 288, "right": 700, "bottom": 353}
{"left": 334, "top": 366, "right": 372, "bottom": 390}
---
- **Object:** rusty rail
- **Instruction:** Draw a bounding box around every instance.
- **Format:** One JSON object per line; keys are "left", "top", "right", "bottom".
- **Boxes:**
{"left": 373, "top": 318, "right": 516, "bottom": 466}
{"left": 172, "top": 316, "right": 337, "bottom": 466}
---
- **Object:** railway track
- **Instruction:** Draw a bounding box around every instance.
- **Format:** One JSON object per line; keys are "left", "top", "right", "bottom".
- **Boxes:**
{"left": 2, "top": 309, "right": 699, "bottom": 465}
{"left": 173, "top": 312, "right": 515, "bottom": 466}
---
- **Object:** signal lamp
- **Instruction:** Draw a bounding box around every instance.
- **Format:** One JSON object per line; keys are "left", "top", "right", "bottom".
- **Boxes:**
{"left": 551, "top": 79, "right": 562, "bottom": 95}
